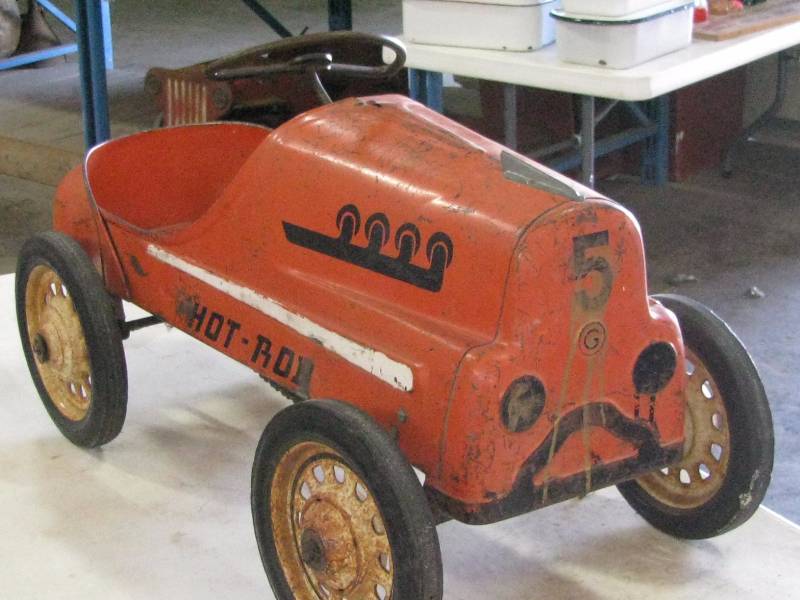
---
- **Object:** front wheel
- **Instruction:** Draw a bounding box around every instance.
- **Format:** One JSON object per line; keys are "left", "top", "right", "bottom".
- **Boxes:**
{"left": 16, "top": 232, "right": 128, "bottom": 448}
{"left": 618, "top": 294, "right": 774, "bottom": 539}
{"left": 251, "top": 400, "right": 443, "bottom": 600}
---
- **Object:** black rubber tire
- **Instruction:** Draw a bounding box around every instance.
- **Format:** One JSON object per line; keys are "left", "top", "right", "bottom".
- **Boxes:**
{"left": 252, "top": 399, "right": 443, "bottom": 600}
{"left": 618, "top": 293, "right": 774, "bottom": 539}
{"left": 16, "top": 232, "right": 128, "bottom": 448}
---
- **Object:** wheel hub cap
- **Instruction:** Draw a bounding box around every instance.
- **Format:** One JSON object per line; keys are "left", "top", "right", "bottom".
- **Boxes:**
{"left": 270, "top": 441, "right": 394, "bottom": 599}
{"left": 25, "top": 265, "right": 93, "bottom": 422}
{"left": 299, "top": 502, "right": 358, "bottom": 590}
{"left": 636, "top": 349, "right": 731, "bottom": 509}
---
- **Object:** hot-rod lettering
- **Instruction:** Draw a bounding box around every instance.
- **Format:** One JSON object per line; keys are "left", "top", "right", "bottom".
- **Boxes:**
{"left": 185, "top": 301, "right": 308, "bottom": 386}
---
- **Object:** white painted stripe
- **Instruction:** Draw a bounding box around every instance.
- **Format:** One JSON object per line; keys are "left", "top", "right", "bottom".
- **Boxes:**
{"left": 147, "top": 244, "right": 414, "bottom": 392}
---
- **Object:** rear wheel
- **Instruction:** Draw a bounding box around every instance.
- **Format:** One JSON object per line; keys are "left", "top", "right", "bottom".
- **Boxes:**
{"left": 16, "top": 232, "right": 127, "bottom": 448}
{"left": 252, "top": 400, "right": 443, "bottom": 600}
{"left": 618, "top": 294, "right": 774, "bottom": 539}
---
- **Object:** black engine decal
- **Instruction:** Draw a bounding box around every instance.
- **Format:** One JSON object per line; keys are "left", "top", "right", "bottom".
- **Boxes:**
{"left": 283, "top": 204, "right": 454, "bottom": 292}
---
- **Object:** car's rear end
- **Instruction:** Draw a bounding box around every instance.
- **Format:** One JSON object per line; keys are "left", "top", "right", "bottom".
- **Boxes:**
{"left": 428, "top": 196, "right": 686, "bottom": 524}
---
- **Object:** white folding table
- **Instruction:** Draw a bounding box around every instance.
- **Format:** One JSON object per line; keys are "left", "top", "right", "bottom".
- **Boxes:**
{"left": 397, "top": 21, "right": 800, "bottom": 187}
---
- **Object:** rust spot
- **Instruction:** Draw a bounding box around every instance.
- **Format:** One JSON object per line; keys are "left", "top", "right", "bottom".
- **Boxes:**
{"left": 575, "top": 207, "right": 599, "bottom": 224}
{"left": 175, "top": 290, "right": 200, "bottom": 325}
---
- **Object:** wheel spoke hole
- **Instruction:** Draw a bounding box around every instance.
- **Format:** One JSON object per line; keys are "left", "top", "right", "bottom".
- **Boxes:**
{"left": 711, "top": 412, "right": 723, "bottom": 430}
{"left": 659, "top": 467, "right": 669, "bottom": 476}
{"left": 49, "top": 282, "right": 58, "bottom": 296}
{"left": 375, "top": 583, "right": 388, "bottom": 600}
{"left": 313, "top": 465, "right": 326, "bottom": 483}
{"left": 685, "top": 358, "right": 695, "bottom": 376}
{"left": 333, "top": 465, "right": 346, "bottom": 484}
{"left": 698, "top": 463, "right": 711, "bottom": 481}
{"left": 701, "top": 380, "right": 714, "bottom": 399}
{"left": 679, "top": 468, "right": 691, "bottom": 485}
{"left": 378, "top": 552, "right": 391, "bottom": 573}
{"left": 372, "top": 514, "right": 386, "bottom": 535}
{"left": 300, "top": 481, "right": 312, "bottom": 500}
{"left": 80, "top": 385, "right": 88, "bottom": 399}
{"left": 68, "top": 382, "right": 78, "bottom": 395}
{"left": 61, "top": 284, "right": 69, "bottom": 297}
{"left": 355, "top": 482, "right": 368, "bottom": 502}
{"left": 710, "top": 443, "right": 723, "bottom": 462}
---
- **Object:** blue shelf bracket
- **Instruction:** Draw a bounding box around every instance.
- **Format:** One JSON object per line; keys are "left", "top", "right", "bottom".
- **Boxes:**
{"left": 0, "top": 0, "right": 111, "bottom": 72}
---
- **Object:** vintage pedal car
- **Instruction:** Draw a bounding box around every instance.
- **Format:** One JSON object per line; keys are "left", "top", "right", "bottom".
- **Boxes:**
{"left": 144, "top": 31, "right": 407, "bottom": 128}
{"left": 16, "top": 38, "right": 773, "bottom": 600}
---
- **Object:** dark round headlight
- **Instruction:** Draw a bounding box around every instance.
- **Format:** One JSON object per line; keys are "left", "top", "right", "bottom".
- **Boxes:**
{"left": 633, "top": 342, "right": 677, "bottom": 395}
{"left": 501, "top": 376, "right": 546, "bottom": 433}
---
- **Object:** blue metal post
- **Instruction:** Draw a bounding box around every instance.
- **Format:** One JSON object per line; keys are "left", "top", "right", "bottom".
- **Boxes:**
{"left": 85, "top": 0, "right": 111, "bottom": 144}
{"left": 76, "top": 0, "right": 96, "bottom": 148}
{"left": 328, "top": 0, "right": 352, "bottom": 31}
{"left": 580, "top": 95, "right": 596, "bottom": 188}
{"left": 408, "top": 68, "right": 422, "bottom": 103}
{"left": 642, "top": 95, "right": 670, "bottom": 186}
{"left": 101, "top": 0, "right": 114, "bottom": 70}
{"left": 425, "top": 71, "right": 444, "bottom": 113}
{"left": 408, "top": 69, "right": 443, "bottom": 113}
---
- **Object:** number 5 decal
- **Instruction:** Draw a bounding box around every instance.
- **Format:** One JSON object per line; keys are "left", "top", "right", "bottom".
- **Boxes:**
{"left": 572, "top": 231, "right": 613, "bottom": 310}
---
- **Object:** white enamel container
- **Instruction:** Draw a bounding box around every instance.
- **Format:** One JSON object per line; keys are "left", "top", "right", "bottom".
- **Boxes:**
{"left": 560, "top": 0, "right": 677, "bottom": 17}
{"left": 403, "top": 0, "right": 562, "bottom": 52}
{"left": 552, "top": 1, "right": 694, "bottom": 69}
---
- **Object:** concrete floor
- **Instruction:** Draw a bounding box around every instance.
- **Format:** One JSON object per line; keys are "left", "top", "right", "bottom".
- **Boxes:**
{"left": 0, "top": 0, "right": 797, "bottom": 528}
{"left": 2, "top": 287, "right": 798, "bottom": 599}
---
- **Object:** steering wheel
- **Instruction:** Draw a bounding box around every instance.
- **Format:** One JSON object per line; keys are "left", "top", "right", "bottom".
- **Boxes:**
{"left": 206, "top": 31, "right": 406, "bottom": 105}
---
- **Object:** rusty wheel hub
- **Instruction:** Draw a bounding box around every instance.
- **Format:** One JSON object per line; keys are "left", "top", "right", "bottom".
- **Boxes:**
{"left": 25, "top": 265, "right": 93, "bottom": 422}
{"left": 270, "top": 441, "right": 394, "bottom": 599}
{"left": 636, "top": 349, "right": 731, "bottom": 509}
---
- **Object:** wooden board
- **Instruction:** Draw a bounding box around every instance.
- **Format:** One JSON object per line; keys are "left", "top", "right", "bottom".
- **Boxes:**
{"left": 695, "top": 0, "right": 800, "bottom": 41}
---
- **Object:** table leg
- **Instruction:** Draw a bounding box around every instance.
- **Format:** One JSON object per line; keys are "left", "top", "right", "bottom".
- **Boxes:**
{"left": 408, "top": 69, "right": 444, "bottom": 113}
{"left": 580, "top": 95, "right": 596, "bottom": 189}
{"left": 504, "top": 84, "right": 518, "bottom": 151}
{"left": 722, "top": 51, "right": 792, "bottom": 177}
{"left": 642, "top": 95, "right": 670, "bottom": 186}
{"left": 328, "top": 0, "right": 352, "bottom": 31}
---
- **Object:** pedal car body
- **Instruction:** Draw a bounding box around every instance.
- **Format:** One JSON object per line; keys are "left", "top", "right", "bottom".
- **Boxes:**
{"left": 52, "top": 94, "right": 688, "bottom": 520}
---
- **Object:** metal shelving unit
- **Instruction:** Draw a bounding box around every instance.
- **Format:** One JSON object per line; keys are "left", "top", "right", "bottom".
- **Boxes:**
{"left": 7, "top": 0, "right": 352, "bottom": 149}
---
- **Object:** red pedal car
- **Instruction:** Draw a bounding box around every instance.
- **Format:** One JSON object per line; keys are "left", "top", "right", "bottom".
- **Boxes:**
{"left": 16, "top": 36, "right": 773, "bottom": 600}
